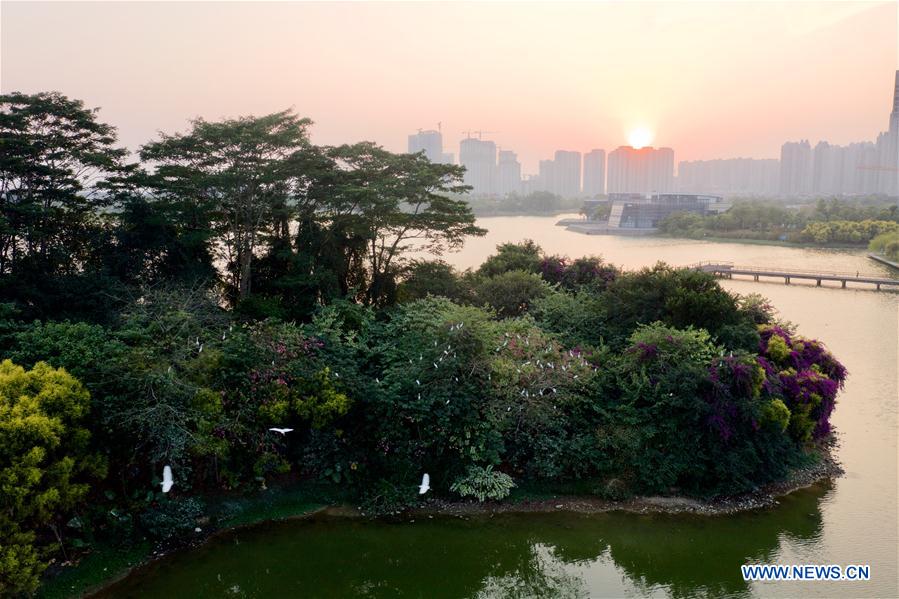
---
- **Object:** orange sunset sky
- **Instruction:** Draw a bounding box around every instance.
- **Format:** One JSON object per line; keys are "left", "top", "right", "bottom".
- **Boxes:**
{"left": 2, "top": 1, "right": 897, "bottom": 173}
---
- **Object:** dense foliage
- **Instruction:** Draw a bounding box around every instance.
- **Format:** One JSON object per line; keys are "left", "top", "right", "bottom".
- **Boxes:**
{"left": 0, "top": 92, "right": 849, "bottom": 594}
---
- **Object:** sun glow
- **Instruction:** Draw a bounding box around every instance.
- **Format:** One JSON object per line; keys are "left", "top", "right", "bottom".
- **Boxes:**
{"left": 628, "top": 127, "right": 653, "bottom": 149}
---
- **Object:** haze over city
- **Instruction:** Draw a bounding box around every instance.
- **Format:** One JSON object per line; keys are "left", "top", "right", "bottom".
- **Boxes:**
{"left": 2, "top": 1, "right": 897, "bottom": 174}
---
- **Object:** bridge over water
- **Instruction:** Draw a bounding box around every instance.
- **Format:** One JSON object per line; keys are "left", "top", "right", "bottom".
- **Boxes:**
{"left": 688, "top": 261, "right": 899, "bottom": 291}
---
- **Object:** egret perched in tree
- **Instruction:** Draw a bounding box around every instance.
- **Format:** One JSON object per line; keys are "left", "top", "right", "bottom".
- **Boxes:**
{"left": 419, "top": 473, "right": 430, "bottom": 495}
{"left": 269, "top": 428, "right": 294, "bottom": 435}
{"left": 161, "top": 465, "right": 174, "bottom": 493}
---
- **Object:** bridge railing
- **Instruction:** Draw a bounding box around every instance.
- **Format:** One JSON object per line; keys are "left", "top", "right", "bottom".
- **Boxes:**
{"left": 686, "top": 261, "right": 893, "bottom": 280}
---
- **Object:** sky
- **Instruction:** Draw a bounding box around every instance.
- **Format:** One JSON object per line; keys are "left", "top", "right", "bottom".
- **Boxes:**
{"left": 2, "top": 1, "right": 897, "bottom": 174}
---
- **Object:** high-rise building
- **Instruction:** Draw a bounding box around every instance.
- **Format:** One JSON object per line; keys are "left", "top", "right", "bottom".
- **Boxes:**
{"left": 779, "top": 140, "right": 813, "bottom": 195}
{"left": 537, "top": 159, "right": 555, "bottom": 194}
{"left": 777, "top": 72, "right": 899, "bottom": 197}
{"left": 408, "top": 129, "right": 452, "bottom": 164}
{"left": 583, "top": 149, "right": 606, "bottom": 196}
{"left": 607, "top": 146, "right": 675, "bottom": 193}
{"left": 677, "top": 158, "right": 779, "bottom": 195}
{"left": 459, "top": 137, "right": 497, "bottom": 195}
{"left": 552, "top": 150, "right": 582, "bottom": 197}
{"left": 890, "top": 69, "right": 899, "bottom": 136}
{"left": 497, "top": 150, "right": 522, "bottom": 195}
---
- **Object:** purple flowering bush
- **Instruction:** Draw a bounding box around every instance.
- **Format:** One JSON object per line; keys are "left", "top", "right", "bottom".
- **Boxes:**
{"left": 758, "top": 325, "right": 847, "bottom": 441}
{"left": 539, "top": 255, "right": 619, "bottom": 291}
{"left": 607, "top": 321, "right": 846, "bottom": 495}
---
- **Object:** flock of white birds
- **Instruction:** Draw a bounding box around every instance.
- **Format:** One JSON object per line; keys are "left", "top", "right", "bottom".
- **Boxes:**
{"left": 159, "top": 321, "right": 595, "bottom": 497}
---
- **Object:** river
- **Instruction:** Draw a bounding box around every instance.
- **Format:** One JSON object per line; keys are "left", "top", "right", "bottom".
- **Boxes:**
{"left": 98, "top": 216, "right": 898, "bottom": 598}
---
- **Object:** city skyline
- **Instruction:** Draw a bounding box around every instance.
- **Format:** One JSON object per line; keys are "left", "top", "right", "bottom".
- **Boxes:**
{"left": 2, "top": 1, "right": 896, "bottom": 173}
{"left": 411, "top": 68, "right": 897, "bottom": 198}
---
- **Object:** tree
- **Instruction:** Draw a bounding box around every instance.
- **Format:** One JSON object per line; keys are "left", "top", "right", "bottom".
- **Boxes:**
{"left": 397, "top": 260, "right": 471, "bottom": 303}
{"left": 0, "top": 360, "right": 105, "bottom": 595}
{"left": 474, "top": 270, "right": 550, "bottom": 317}
{"left": 0, "top": 92, "right": 127, "bottom": 319}
{"left": 140, "top": 110, "right": 314, "bottom": 303}
{"left": 316, "top": 143, "right": 485, "bottom": 306}
{"left": 477, "top": 240, "right": 543, "bottom": 278}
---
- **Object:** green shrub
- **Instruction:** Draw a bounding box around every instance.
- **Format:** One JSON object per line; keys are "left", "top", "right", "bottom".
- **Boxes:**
{"left": 450, "top": 465, "right": 516, "bottom": 502}
{"left": 762, "top": 399, "right": 791, "bottom": 433}
{"left": 477, "top": 240, "right": 543, "bottom": 277}
{"left": 139, "top": 497, "right": 206, "bottom": 541}
{"left": 475, "top": 270, "right": 550, "bottom": 317}
{"left": 0, "top": 360, "right": 105, "bottom": 595}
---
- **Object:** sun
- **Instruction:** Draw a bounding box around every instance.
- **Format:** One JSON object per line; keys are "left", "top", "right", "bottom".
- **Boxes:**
{"left": 628, "top": 127, "right": 653, "bottom": 149}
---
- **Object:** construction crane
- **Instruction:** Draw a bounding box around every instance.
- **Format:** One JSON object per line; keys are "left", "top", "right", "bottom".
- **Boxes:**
{"left": 460, "top": 130, "right": 499, "bottom": 140}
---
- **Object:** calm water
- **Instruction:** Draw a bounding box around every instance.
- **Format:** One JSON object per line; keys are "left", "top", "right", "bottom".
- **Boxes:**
{"left": 100, "top": 217, "right": 898, "bottom": 598}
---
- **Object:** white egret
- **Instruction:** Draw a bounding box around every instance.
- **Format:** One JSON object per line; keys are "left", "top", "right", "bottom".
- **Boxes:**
{"left": 269, "top": 428, "right": 294, "bottom": 435}
{"left": 161, "top": 465, "right": 174, "bottom": 493}
{"left": 419, "top": 473, "right": 430, "bottom": 494}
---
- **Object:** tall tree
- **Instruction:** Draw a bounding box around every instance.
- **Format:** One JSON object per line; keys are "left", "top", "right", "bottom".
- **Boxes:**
{"left": 140, "top": 110, "right": 312, "bottom": 303}
{"left": 320, "top": 143, "right": 485, "bottom": 305}
{"left": 0, "top": 92, "right": 127, "bottom": 318}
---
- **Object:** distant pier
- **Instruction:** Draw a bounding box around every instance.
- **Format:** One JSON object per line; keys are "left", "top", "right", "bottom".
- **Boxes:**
{"left": 688, "top": 261, "right": 899, "bottom": 291}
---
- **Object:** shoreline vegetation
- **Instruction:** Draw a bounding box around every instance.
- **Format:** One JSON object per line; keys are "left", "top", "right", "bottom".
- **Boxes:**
{"left": 0, "top": 92, "right": 849, "bottom": 597}
{"left": 655, "top": 198, "right": 899, "bottom": 250}
{"left": 44, "top": 446, "right": 841, "bottom": 599}
{"left": 562, "top": 197, "right": 899, "bottom": 254}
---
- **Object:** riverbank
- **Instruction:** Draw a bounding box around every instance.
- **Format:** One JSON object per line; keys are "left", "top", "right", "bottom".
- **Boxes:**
{"left": 406, "top": 444, "right": 842, "bottom": 518}
{"left": 556, "top": 220, "right": 868, "bottom": 249}
{"left": 44, "top": 446, "right": 841, "bottom": 598}
{"left": 868, "top": 252, "right": 899, "bottom": 271}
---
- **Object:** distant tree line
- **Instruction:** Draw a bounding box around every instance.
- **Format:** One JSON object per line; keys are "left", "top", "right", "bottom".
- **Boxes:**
{"left": 658, "top": 198, "right": 899, "bottom": 244}
{"left": 461, "top": 191, "right": 584, "bottom": 216}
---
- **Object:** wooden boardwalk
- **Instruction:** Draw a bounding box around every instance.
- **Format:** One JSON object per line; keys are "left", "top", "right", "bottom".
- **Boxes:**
{"left": 688, "top": 261, "right": 899, "bottom": 291}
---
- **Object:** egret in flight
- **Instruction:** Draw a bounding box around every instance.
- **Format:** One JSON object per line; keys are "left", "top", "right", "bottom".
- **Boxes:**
{"left": 161, "top": 465, "right": 174, "bottom": 493}
{"left": 269, "top": 428, "right": 294, "bottom": 435}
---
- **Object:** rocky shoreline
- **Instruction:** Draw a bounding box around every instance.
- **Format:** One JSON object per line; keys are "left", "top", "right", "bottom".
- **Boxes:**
{"left": 336, "top": 444, "right": 843, "bottom": 519}
{"left": 69, "top": 447, "right": 840, "bottom": 597}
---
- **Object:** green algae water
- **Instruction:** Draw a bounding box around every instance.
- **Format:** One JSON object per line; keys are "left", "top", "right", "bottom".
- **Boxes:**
{"left": 96, "top": 218, "right": 898, "bottom": 598}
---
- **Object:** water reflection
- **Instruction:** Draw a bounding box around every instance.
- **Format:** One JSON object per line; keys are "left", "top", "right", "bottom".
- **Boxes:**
{"left": 97, "top": 485, "right": 831, "bottom": 598}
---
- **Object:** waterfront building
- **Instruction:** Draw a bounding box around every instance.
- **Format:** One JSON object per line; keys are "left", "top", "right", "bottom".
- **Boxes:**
{"left": 605, "top": 193, "right": 725, "bottom": 229}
